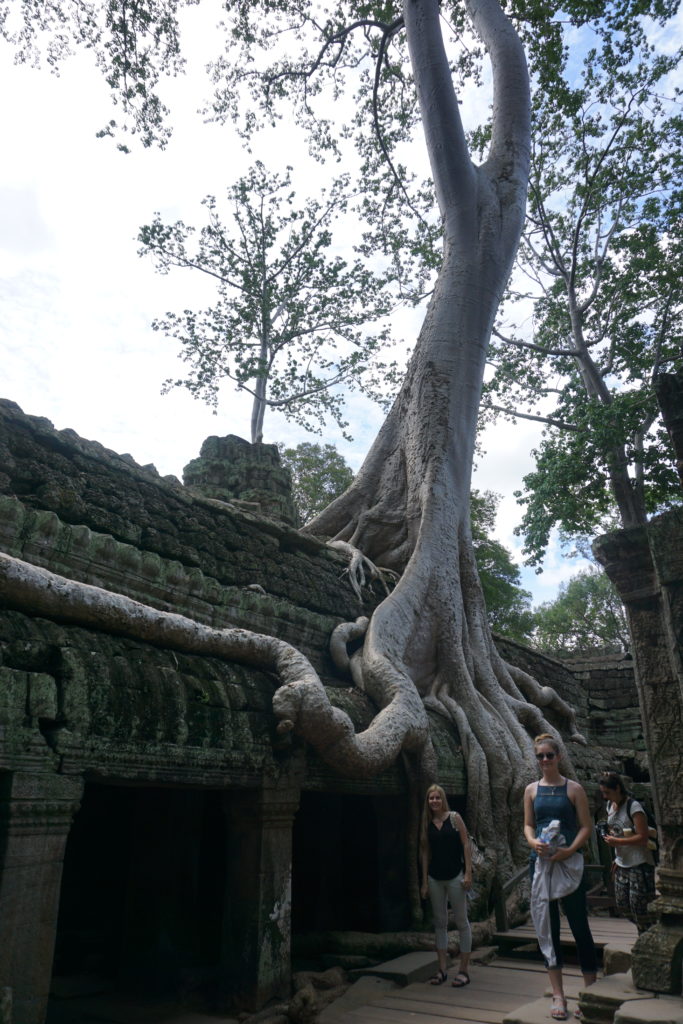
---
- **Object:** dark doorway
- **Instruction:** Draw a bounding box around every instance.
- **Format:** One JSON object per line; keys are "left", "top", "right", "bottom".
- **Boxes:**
{"left": 52, "top": 783, "right": 226, "bottom": 1010}
{"left": 292, "top": 792, "right": 410, "bottom": 935}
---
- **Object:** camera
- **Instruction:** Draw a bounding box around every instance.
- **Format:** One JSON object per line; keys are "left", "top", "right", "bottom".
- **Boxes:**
{"left": 596, "top": 820, "right": 623, "bottom": 839}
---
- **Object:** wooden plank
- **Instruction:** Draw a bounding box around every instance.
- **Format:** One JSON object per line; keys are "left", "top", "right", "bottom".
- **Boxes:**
{"left": 333, "top": 924, "right": 634, "bottom": 1024}
{"left": 373, "top": 990, "right": 539, "bottom": 1012}
{"left": 487, "top": 960, "right": 577, "bottom": 976}
{"left": 346, "top": 1008, "right": 505, "bottom": 1024}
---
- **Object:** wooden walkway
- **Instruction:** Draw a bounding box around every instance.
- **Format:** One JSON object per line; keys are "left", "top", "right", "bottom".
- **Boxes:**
{"left": 493, "top": 915, "right": 637, "bottom": 956}
{"left": 338, "top": 917, "right": 638, "bottom": 1024}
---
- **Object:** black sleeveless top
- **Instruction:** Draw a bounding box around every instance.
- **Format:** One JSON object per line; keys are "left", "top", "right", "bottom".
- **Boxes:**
{"left": 428, "top": 815, "right": 464, "bottom": 880}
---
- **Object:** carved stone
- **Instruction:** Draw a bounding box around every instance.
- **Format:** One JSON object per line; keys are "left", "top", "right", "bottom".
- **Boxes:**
{"left": 183, "top": 433, "right": 297, "bottom": 525}
{"left": 594, "top": 509, "right": 683, "bottom": 993}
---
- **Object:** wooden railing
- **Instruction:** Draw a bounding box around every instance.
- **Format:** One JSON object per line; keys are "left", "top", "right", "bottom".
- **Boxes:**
{"left": 492, "top": 865, "right": 529, "bottom": 931}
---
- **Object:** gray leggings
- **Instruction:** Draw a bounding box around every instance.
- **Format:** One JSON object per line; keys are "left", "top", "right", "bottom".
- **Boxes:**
{"left": 428, "top": 873, "right": 472, "bottom": 953}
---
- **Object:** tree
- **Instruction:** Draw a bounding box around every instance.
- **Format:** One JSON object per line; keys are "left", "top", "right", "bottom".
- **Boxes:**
{"left": 138, "top": 163, "right": 401, "bottom": 443}
{"left": 471, "top": 491, "right": 534, "bottom": 643}
{"left": 4, "top": 0, "right": 668, "bottom": 889}
{"left": 278, "top": 442, "right": 354, "bottom": 525}
{"left": 223, "top": 0, "right": 587, "bottom": 881}
{"left": 483, "top": 24, "right": 683, "bottom": 565}
{"left": 533, "top": 567, "right": 629, "bottom": 657}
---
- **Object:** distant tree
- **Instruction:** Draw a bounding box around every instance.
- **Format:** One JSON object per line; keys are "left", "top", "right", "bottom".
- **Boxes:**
{"left": 471, "top": 491, "right": 534, "bottom": 643}
{"left": 139, "top": 162, "right": 401, "bottom": 443}
{"left": 533, "top": 566, "right": 629, "bottom": 657}
{"left": 278, "top": 442, "right": 354, "bottom": 525}
{"left": 483, "top": 28, "right": 683, "bottom": 565}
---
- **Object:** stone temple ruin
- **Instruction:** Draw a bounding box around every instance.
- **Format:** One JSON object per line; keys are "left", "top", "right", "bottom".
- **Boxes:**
{"left": 0, "top": 388, "right": 682, "bottom": 1024}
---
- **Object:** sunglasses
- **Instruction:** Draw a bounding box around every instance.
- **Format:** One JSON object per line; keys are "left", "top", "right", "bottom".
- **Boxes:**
{"left": 536, "top": 752, "right": 556, "bottom": 761}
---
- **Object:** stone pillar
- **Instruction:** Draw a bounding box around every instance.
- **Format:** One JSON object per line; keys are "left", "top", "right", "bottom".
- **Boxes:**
{"left": 0, "top": 771, "right": 83, "bottom": 1024}
{"left": 218, "top": 782, "right": 300, "bottom": 1012}
{"left": 594, "top": 523, "right": 683, "bottom": 993}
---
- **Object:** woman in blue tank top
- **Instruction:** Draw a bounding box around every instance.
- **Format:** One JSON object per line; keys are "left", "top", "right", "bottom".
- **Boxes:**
{"left": 523, "top": 733, "right": 597, "bottom": 1021}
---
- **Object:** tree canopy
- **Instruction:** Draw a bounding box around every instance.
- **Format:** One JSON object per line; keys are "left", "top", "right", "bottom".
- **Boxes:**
{"left": 138, "top": 162, "right": 400, "bottom": 443}
{"left": 482, "top": 17, "right": 683, "bottom": 565}
{"left": 278, "top": 441, "right": 355, "bottom": 524}
{"left": 471, "top": 490, "right": 534, "bottom": 643}
{"left": 533, "top": 565, "right": 629, "bottom": 657}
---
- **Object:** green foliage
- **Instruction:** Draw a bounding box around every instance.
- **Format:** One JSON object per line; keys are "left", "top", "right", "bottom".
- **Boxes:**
{"left": 139, "top": 162, "right": 402, "bottom": 442}
{"left": 470, "top": 491, "right": 535, "bottom": 642}
{"left": 483, "top": 18, "right": 683, "bottom": 564}
{"left": 0, "top": 0, "right": 196, "bottom": 149}
{"left": 278, "top": 442, "right": 354, "bottom": 524}
{"left": 532, "top": 566, "right": 629, "bottom": 656}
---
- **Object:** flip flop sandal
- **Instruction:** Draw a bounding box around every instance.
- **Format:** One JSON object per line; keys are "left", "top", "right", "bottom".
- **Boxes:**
{"left": 451, "top": 972, "right": 470, "bottom": 987}
{"left": 429, "top": 970, "right": 448, "bottom": 985}
{"left": 551, "top": 995, "right": 569, "bottom": 1020}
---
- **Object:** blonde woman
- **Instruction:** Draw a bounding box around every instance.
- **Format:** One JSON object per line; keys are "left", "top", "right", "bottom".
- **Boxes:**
{"left": 420, "top": 784, "right": 473, "bottom": 987}
{"left": 524, "top": 734, "right": 597, "bottom": 1021}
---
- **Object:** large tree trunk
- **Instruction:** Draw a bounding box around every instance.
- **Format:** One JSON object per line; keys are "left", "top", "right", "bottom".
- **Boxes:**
{"left": 285, "top": 0, "right": 584, "bottom": 869}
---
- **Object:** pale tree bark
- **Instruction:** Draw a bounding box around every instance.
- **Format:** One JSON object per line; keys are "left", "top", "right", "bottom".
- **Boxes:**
{"left": 285, "top": 0, "right": 585, "bottom": 875}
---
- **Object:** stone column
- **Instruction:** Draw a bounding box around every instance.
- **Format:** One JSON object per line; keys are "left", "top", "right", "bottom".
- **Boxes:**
{"left": 594, "top": 522, "right": 683, "bottom": 994}
{"left": 218, "top": 782, "right": 300, "bottom": 1012}
{"left": 0, "top": 771, "right": 83, "bottom": 1024}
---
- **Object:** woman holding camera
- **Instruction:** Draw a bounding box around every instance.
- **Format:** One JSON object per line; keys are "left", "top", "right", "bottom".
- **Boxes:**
{"left": 598, "top": 771, "right": 656, "bottom": 933}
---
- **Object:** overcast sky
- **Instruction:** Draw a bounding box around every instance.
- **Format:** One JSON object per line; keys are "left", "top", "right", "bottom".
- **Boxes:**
{"left": 0, "top": 9, "right": 595, "bottom": 605}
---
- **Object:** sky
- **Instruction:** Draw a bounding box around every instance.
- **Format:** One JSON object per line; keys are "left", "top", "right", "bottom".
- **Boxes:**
{"left": 0, "top": 6, "right": 594, "bottom": 606}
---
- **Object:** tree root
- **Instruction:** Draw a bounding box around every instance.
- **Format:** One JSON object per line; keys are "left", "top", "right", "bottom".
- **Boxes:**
{"left": 327, "top": 539, "right": 393, "bottom": 600}
{"left": 506, "top": 663, "right": 587, "bottom": 744}
{"left": 0, "top": 552, "right": 429, "bottom": 778}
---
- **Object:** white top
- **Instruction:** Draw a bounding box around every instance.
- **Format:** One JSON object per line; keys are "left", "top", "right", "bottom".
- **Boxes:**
{"left": 607, "top": 798, "right": 655, "bottom": 868}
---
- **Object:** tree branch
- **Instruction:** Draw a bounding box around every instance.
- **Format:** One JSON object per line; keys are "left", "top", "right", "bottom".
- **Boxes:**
{"left": 484, "top": 403, "right": 579, "bottom": 431}
{"left": 491, "top": 326, "right": 576, "bottom": 358}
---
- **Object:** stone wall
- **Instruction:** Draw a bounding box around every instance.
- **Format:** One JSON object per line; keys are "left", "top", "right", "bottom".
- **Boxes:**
{"left": 0, "top": 398, "right": 649, "bottom": 1021}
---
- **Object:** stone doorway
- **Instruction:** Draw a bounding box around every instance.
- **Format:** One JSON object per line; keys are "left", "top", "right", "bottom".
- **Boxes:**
{"left": 48, "top": 782, "right": 228, "bottom": 1019}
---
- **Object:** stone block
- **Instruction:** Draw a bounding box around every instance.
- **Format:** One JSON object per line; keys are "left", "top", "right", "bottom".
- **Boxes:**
{"left": 615, "top": 997, "right": 683, "bottom": 1024}
{"left": 318, "top": 975, "right": 399, "bottom": 1024}
{"left": 352, "top": 951, "right": 439, "bottom": 985}
{"left": 27, "top": 673, "right": 58, "bottom": 720}
{"left": 605, "top": 944, "right": 634, "bottom": 976}
{"left": 578, "top": 972, "right": 650, "bottom": 1024}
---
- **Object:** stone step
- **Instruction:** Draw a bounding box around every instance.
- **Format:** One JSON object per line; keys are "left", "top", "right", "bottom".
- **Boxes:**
{"left": 318, "top": 975, "right": 401, "bottom": 1024}
{"left": 349, "top": 951, "right": 439, "bottom": 985}
{"left": 615, "top": 997, "right": 683, "bottom": 1024}
{"left": 502, "top": 973, "right": 683, "bottom": 1024}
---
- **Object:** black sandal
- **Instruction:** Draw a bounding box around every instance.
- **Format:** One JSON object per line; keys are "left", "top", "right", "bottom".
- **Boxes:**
{"left": 430, "top": 970, "right": 448, "bottom": 985}
{"left": 451, "top": 971, "right": 470, "bottom": 987}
